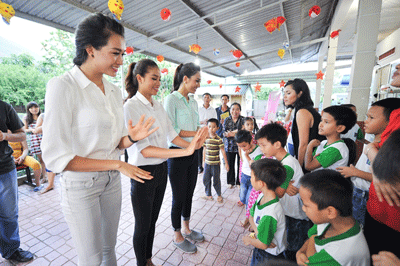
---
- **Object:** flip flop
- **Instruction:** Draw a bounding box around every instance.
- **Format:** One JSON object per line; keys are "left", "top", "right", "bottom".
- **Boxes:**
{"left": 237, "top": 201, "right": 244, "bottom": 207}
{"left": 41, "top": 187, "right": 54, "bottom": 194}
{"left": 240, "top": 219, "right": 250, "bottom": 228}
{"left": 217, "top": 196, "right": 223, "bottom": 203}
{"left": 201, "top": 196, "right": 213, "bottom": 201}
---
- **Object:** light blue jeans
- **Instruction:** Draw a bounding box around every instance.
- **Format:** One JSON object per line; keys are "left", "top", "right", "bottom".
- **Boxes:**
{"left": 239, "top": 173, "right": 252, "bottom": 206}
{"left": 60, "top": 170, "right": 122, "bottom": 266}
{"left": 0, "top": 168, "right": 20, "bottom": 259}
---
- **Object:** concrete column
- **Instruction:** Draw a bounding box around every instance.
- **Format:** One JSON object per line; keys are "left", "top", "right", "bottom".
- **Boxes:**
{"left": 348, "top": 0, "right": 382, "bottom": 118}
{"left": 322, "top": 36, "right": 339, "bottom": 109}
{"left": 314, "top": 53, "right": 324, "bottom": 110}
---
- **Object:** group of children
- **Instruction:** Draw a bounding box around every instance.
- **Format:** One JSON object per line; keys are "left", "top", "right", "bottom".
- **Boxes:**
{"left": 200, "top": 99, "right": 400, "bottom": 265}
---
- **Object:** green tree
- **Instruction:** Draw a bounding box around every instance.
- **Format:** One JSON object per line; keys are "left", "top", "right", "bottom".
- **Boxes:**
{"left": 254, "top": 85, "right": 279, "bottom": 100}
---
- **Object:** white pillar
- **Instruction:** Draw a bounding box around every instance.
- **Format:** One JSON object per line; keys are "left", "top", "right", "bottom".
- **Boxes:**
{"left": 322, "top": 36, "right": 339, "bottom": 109}
{"left": 314, "top": 54, "right": 324, "bottom": 110}
{"left": 348, "top": 0, "right": 382, "bottom": 118}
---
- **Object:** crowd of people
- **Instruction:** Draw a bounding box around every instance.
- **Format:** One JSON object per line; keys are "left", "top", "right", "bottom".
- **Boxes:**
{"left": 1, "top": 12, "right": 400, "bottom": 266}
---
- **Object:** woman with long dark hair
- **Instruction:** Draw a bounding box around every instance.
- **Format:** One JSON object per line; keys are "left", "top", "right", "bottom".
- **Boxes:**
{"left": 283, "top": 79, "right": 322, "bottom": 169}
{"left": 124, "top": 59, "right": 206, "bottom": 265}
{"left": 164, "top": 62, "right": 204, "bottom": 253}
{"left": 41, "top": 13, "right": 157, "bottom": 265}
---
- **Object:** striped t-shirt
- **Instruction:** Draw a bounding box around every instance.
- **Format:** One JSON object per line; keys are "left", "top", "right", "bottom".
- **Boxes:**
{"left": 203, "top": 135, "right": 224, "bottom": 165}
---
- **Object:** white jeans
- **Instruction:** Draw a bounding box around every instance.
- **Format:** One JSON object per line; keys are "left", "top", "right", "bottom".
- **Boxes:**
{"left": 60, "top": 170, "right": 122, "bottom": 266}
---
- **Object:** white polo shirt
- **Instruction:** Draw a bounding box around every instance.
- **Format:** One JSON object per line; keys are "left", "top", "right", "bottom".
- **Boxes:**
{"left": 124, "top": 92, "right": 178, "bottom": 166}
{"left": 198, "top": 104, "right": 217, "bottom": 127}
{"left": 41, "top": 65, "right": 128, "bottom": 173}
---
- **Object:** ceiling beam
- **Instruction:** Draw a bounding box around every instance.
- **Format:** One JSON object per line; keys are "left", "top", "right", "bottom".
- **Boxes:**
{"left": 177, "top": 0, "right": 261, "bottom": 71}
{"left": 279, "top": 2, "right": 293, "bottom": 63}
{"left": 58, "top": 0, "right": 239, "bottom": 75}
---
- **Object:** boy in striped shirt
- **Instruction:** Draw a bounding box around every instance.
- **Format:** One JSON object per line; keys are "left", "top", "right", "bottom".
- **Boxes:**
{"left": 202, "top": 118, "right": 229, "bottom": 203}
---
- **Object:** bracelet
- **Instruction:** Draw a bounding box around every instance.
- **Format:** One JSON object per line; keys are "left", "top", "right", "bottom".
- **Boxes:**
{"left": 128, "top": 135, "right": 138, "bottom": 144}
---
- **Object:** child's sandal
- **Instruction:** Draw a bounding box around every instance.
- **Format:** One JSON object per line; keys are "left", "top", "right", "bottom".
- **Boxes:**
{"left": 217, "top": 196, "right": 223, "bottom": 203}
{"left": 237, "top": 201, "right": 244, "bottom": 207}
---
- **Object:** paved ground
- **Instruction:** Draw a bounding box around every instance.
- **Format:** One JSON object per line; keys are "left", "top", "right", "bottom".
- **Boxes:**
{"left": 0, "top": 166, "right": 254, "bottom": 266}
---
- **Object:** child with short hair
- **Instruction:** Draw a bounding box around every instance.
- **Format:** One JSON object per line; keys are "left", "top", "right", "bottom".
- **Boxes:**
{"left": 336, "top": 99, "right": 398, "bottom": 227}
{"left": 243, "top": 158, "right": 287, "bottom": 265}
{"left": 297, "top": 169, "right": 370, "bottom": 266}
{"left": 305, "top": 105, "right": 356, "bottom": 171}
{"left": 202, "top": 118, "right": 229, "bottom": 203}
{"left": 235, "top": 130, "right": 263, "bottom": 212}
{"left": 340, "top": 104, "right": 364, "bottom": 142}
{"left": 256, "top": 123, "right": 312, "bottom": 261}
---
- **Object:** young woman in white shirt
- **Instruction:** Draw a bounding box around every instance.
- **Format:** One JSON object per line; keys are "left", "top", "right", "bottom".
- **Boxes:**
{"left": 41, "top": 13, "right": 158, "bottom": 266}
{"left": 124, "top": 59, "right": 207, "bottom": 266}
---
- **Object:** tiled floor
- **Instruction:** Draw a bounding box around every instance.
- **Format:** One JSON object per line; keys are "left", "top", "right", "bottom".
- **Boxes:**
{"left": 0, "top": 167, "right": 254, "bottom": 266}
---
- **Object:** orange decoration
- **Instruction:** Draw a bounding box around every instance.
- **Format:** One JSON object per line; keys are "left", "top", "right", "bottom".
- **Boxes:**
{"left": 264, "top": 16, "right": 286, "bottom": 33}
{"left": 254, "top": 82, "right": 261, "bottom": 92}
{"left": 330, "top": 29, "right": 341, "bottom": 39}
{"left": 235, "top": 62, "right": 241, "bottom": 67}
{"left": 309, "top": 5, "right": 321, "bottom": 18}
{"left": 160, "top": 8, "right": 171, "bottom": 21}
{"left": 230, "top": 50, "right": 243, "bottom": 59}
{"left": 219, "top": 84, "right": 223, "bottom": 89}
{"left": 207, "top": 80, "right": 212, "bottom": 84}
{"left": 156, "top": 55, "right": 164, "bottom": 62}
{"left": 161, "top": 68, "right": 168, "bottom": 75}
{"left": 235, "top": 86, "right": 241, "bottom": 93}
{"left": 126, "top": 47, "right": 134, "bottom": 55}
{"left": 279, "top": 80, "right": 285, "bottom": 88}
{"left": 316, "top": 71, "right": 324, "bottom": 80}
{"left": 189, "top": 44, "right": 202, "bottom": 54}
{"left": 276, "top": 16, "right": 286, "bottom": 31}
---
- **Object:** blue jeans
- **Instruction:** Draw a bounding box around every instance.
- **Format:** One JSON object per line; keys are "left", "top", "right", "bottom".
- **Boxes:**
{"left": 239, "top": 173, "right": 252, "bottom": 206}
{"left": 251, "top": 248, "right": 285, "bottom": 266}
{"left": 352, "top": 186, "right": 369, "bottom": 228}
{"left": 203, "top": 163, "right": 221, "bottom": 196}
{"left": 0, "top": 168, "right": 20, "bottom": 259}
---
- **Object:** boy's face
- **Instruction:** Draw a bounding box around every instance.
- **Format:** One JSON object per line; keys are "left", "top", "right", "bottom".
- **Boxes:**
{"left": 250, "top": 170, "right": 263, "bottom": 191}
{"left": 221, "top": 96, "right": 229, "bottom": 105}
{"left": 318, "top": 112, "right": 344, "bottom": 137}
{"left": 364, "top": 106, "right": 389, "bottom": 135}
{"left": 257, "top": 137, "right": 276, "bottom": 158}
{"left": 207, "top": 122, "right": 218, "bottom": 135}
{"left": 299, "top": 186, "right": 327, "bottom": 224}
{"left": 237, "top": 141, "right": 252, "bottom": 152}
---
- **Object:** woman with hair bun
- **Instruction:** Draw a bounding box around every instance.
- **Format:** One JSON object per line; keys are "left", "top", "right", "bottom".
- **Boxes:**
{"left": 163, "top": 62, "right": 204, "bottom": 253}
{"left": 124, "top": 59, "right": 206, "bottom": 266}
{"left": 41, "top": 13, "right": 158, "bottom": 265}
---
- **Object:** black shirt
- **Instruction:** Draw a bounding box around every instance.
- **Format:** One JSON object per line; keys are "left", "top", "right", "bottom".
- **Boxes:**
{"left": 0, "top": 100, "right": 24, "bottom": 175}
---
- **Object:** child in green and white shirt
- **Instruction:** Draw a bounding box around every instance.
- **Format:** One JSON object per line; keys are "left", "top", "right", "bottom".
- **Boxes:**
{"left": 305, "top": 105, "right": 357, "bottom": 172}
{"left": 297, "top": 170, "right": 370, "bottom": 266}
{"left": 242, "top": 159, "right": 287, "bottom": 266}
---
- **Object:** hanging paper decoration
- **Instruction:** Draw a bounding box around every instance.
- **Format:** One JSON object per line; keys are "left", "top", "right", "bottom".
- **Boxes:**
{"left": 330, "top": 29, "right": 341, "bottom": 39}
{"left": 126, "top": 47, "right": 134, "bottom": 55}
{"left": 235, "top": 62, "right": 241, "bottom": 67}
{"left": 316, "top": 71, "right": 324, "bottom": 80}
{"left": 254, "top": 82, "right": 262, "bottom": 92}
{"left": 189, "top": 44, "right": 202, "bottom": 54}
{"left": 213, "top": 48, "right": 220, "bottom": 56}
{"left": 219, "top": 84, "right": 223, "bottom": 89}
{"left": 278, "top": 48, "right": 285, "bottom": 59}
{"left": 160, "top": 8, "right": 171, "bottom": 21}
{"left": 279, "top": 80, "right": 285, "bottom": 88}
{"left": 108, "top": 0, "right": 124, "bottom": 20}
{"left": 156, "top": 55, "right": 164, "bottom": 62}
{"left": 161, "top": 68, "right": 168, "bottom": 75}
{"left": 283, "top": 41, "right": 289, "bottom": 50}
{"left": 206, "top": 80, "right": 212, "bottom": 84}
{"left": 230, "top": 50, "right": 243, "bottom": 59}
{"left": 235, "top": 86, "right": 241, "bottom": 93}
{"left": 0, "top": 1, "right": 15, "bottom": 25}
{"left": 309, "top": 5, "right": 321, "bottom": 18}
{"left": 264, "top": 16, "right": 286, "bottom": 33}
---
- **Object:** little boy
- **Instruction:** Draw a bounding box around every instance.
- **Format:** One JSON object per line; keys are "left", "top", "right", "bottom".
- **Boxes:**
{"left": 297, "top": 169, "right": 370, "bottom": 265}
{"left": 242, "top": 159, "right": 287, "bottom": 265}
{"left": 235, "top": 130, "right": 263, "bottom": 209}
{"left": 256, "top": 123, "right": 312, "bottom": 261}
{"left": 305, "top": 105, "right": 356, "bottom": 171}
{"left": 202, "top": 118, "right": 229, "bottom": 203}
{"left": 337, "top": 98, "right": 400, "bottom": 227}
{"left": 340, "top": 104, "right": 364, "bottom": 142}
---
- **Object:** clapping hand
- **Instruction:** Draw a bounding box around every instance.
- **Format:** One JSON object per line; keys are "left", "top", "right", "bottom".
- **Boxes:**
{"left": 127, "top": 114, "right": 159, "bottom": 142}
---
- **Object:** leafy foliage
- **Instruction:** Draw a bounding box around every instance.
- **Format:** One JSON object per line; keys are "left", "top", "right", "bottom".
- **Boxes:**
{"left": 254, "top": 85, "right": 280, "bottom": 101}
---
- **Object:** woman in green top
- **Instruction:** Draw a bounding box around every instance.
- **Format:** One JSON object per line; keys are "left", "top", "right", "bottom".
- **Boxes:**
{"left": 164, "top": 63, "right": 204, "bottom": 253}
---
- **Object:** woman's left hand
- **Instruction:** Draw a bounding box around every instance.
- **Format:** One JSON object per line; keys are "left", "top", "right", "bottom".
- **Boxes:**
{"left": 373, "top": 176, "right": 400, "bottom": 207}
{"left": 194, "top": 127, "right": 208, "bottom": 150}
{"left": 127, "top": 114, "right": 159, "bottom": 142}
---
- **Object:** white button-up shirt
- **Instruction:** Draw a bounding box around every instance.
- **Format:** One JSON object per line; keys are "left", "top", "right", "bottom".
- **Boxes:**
{"left": 198, "top": 104, "right": 217, "bottom": 127}
{"left": 41, "top": 66, "right": 128, "bottom": 173}
{"left": 124, "top": 92, "right": 178, "bottom": 166}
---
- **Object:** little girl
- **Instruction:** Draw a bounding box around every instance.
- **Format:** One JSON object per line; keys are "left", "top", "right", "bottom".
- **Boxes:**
{"left": 23, "top": 102, "right": 47, "bottom": 183}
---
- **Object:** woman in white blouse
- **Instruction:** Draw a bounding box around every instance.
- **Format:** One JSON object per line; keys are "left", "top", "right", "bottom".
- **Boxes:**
{"left": 124, "top": 59, "right": 207, "bottom": 266}
{"left": 41, "top": 13, "right": 158, "bottom": 266}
